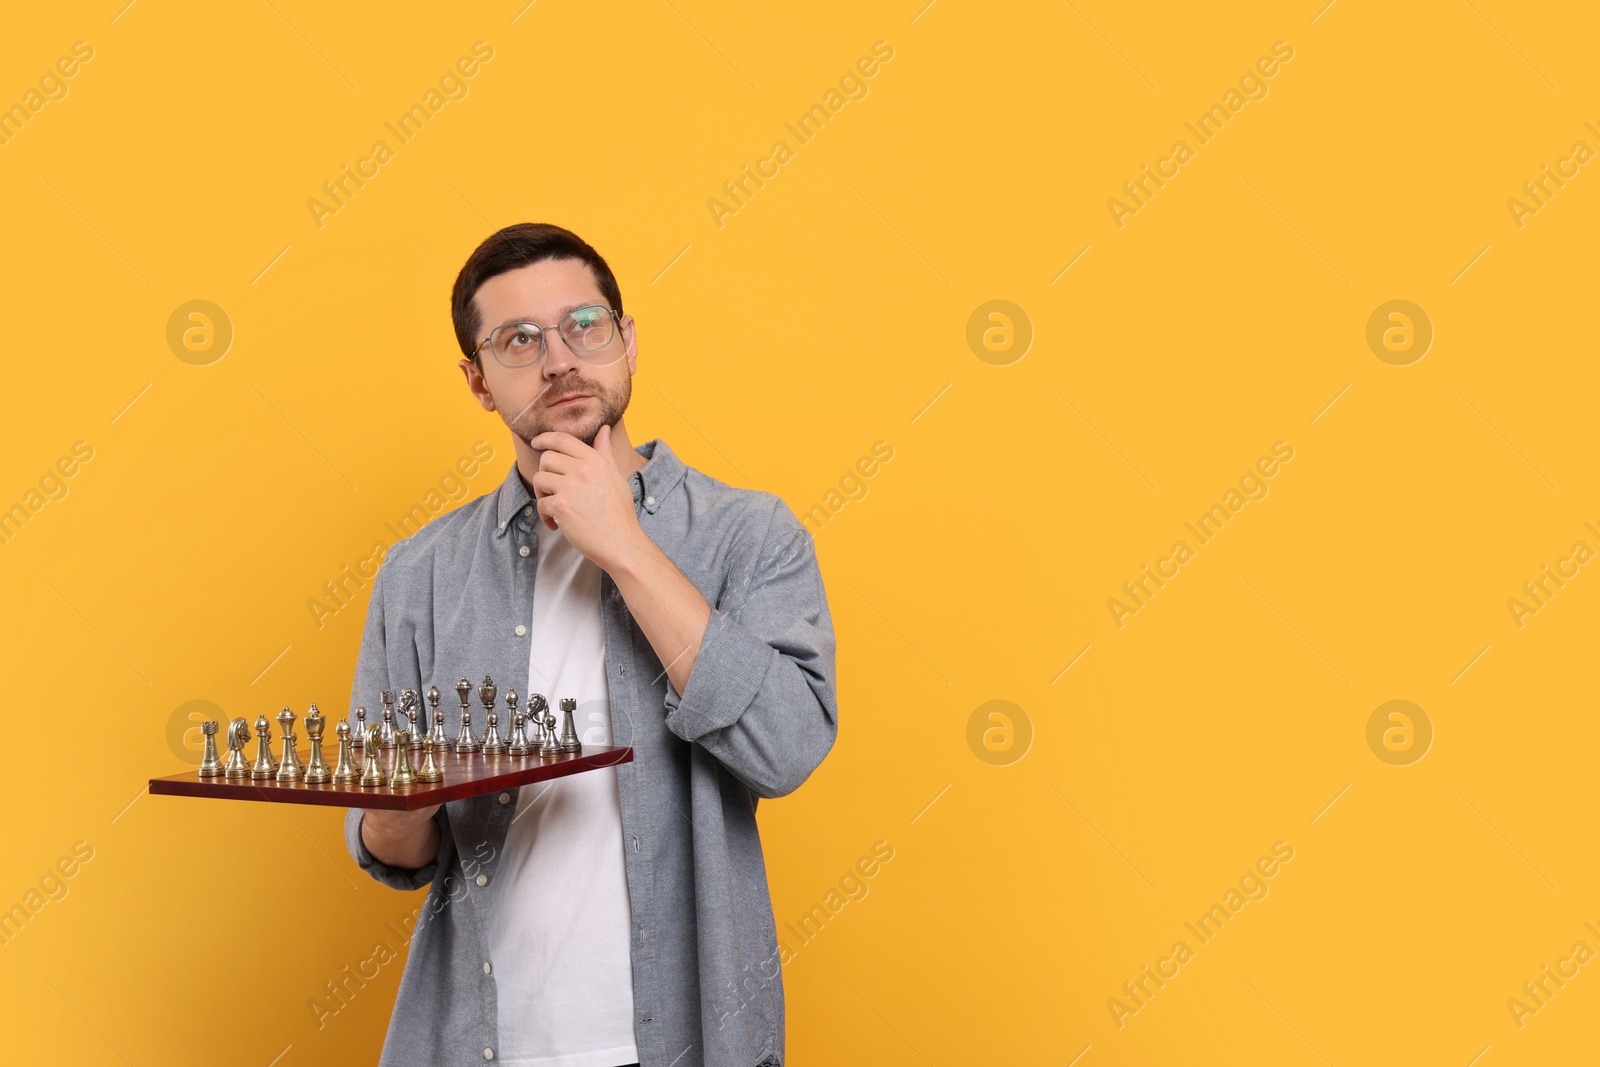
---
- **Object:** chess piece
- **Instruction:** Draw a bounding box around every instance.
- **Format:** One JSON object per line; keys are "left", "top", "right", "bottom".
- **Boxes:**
{"left": 197, "top": 720, "right": 223, "bottom": 777}
{"left": 417, "top": 737, "right": 445, "bottom": 783}
{"left": 391, "top": 730, "right": 419, "bottom": 787}
{"left": 526, "top": 694, "right": 549, "bottom": 749}
{"left": 538, "top": 708, "right": 562, "bottom": 758}
{"left": 426, "top": 686, "right": 449, "bottom": 750}
{"left": 401, "top": 689, "right": 423, "bottom": 751}
{"left": 379, "top": 691, "right": 397, "bottom": 749}
{"left": 276, "top": 707, "right": 306, "bottom": 783}
{"left": 558, "top": 697, "right": 582, "bottom": 754}
{"left": 223, "top": 718, "right": 252, "bottom": 780}
{"left": 506, "top": 689, "right": 532, "bottom": 755}
{"left": 359, "top": 725, "right": 387, "bottom": 786}
{"left": 452, "top": 677, "right": 479, "bottom": 753}
{"left": 331, "top": 721, "right": 360, "bottom": 784}
{"left": 479, "top": 675, "right": 506, "bottom": 755}
{"left": 250, "top": 715, "right": 277, "bottom": 780}
{"left": 303, "top": 704, "right": 332, "bottom": 784}
{"left": 352, "top": 706, "right": 367, "bottom": 750}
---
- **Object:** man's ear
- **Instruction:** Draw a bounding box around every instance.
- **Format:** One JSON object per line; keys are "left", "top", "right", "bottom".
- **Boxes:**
{"left": 459, "top": 358, "right": 497, "bottom": 412}
{"left": 621, "top": 314, "right": 638, "bottom": 377}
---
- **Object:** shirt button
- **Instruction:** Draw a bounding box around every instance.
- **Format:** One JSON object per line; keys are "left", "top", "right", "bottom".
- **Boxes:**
{"left": 645, "top": 496, "right": 655, "bottom": 507}
{"left": 476, "top": 873, "right": 488, "bottom": 887}
{"left": 522, "top": 505, "right": 533, "bottom": 517}
{"left": 519, "top": 545, "right": 530, "bottom": 557}
{"left": 483, "top": 961, "right": 493, "bottom": 974}
{"left": 498, "top": 520, "right": 506, "bottom": 530}
{"left": 514, "top": 624, "right": 527, "bottom": 637}
{"left": 498, "top": 792, "right": 510, "bottom": 805}
{"left": 484, "top": 1048, "right": 495, "bottom": 1061}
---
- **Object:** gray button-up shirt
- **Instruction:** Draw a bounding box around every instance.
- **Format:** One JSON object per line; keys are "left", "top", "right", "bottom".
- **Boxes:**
{"left": 342, "top": 438, "right": 837, "bottom": 1067}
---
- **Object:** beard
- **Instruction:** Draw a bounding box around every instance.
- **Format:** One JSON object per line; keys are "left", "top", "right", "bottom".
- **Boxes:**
{"left": 501, "top": 370, "right": 632, "bottom": 449}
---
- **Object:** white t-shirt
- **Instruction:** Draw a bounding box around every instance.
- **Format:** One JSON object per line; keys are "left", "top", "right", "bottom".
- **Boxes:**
{"left": 485, "top": 524, "right": 638, "bottom": 1067}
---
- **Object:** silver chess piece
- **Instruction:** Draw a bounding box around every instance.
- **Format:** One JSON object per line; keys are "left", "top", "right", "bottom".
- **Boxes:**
{"left": 250, "top": 715, "right": 277, "bottom": 780}
{"left": 506, "top": 689, "right": 532, "bottom": 755}
{"left": 557, "top": 697, "right": 582, "bottom": 754}
{"left": 359, "top": 725, "right": 387, "bottom": 787}
{"left": 417, "top": 737, "right": 445, "bottom": 783}
{"left": 526, "top": 694, "right": 549, "bottom": 749}
{"left": 379, "top": 691, "right": 397, "bottom": 749}
{"left": 223, "top": 718, "right": 251, "bottom": 780}
{"left": 452, "top": 677, "right": 479, "bottom": 753}
{"left": 426, "top": 686, "right": 449, "bottom": 750}
{"left": 197, "top": 720, "right": 223, "bottom": 778}
{"left": 391, "top": 730, "right": 420, "bottom": 787}
{"left": 480, "top": 675, "right": 506, "bottom": 754}
{"left": 302, "top": 704, "right": 332, "bottom": 784}
{"left": 331, "top": 721, "right": 359, "bottom": 784}
{"left": 352, "top": 706, "right": 367, "bottom": 750}
{"left": 275, "top": 707, "right": 306, "bottom": 783}
{"left": 400, "top": 688, "right": 423, "bottom": 751}
{"left": 538, "top": 707, "right": 562, "bottom": 758}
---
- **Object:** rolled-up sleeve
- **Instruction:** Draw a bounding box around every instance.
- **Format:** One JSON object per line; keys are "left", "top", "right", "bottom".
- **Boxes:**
{"left": 662, "top": 501, "right": 838, "bottom": 798}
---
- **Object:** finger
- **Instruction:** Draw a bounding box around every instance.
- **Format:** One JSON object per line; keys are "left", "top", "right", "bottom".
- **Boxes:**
{"left": 536, "top": 494, "right": 559, "bottom": 530}
{"left": 536, "top": 449, "right": 575, "bottom": 475}
{"left": 530, "top": 471, "right": 562, "bottom": 496}
{"left": 528, "top": 431, "right": 592, "bottom": 458}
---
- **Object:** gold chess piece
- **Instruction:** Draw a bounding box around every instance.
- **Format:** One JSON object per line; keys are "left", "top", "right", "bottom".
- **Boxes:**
{"left": 302, "top": 704, "right": 332, "bottom": 784}
{"left": 558, "top": 697, "right": 582, "bottom": 754}
{"left": 223, "top": 718, "right": 252, "bottom": 780}
{"left": 391, "top": 730, "right": 420, "bottom": 787}
{"left": 331, "top": 721, "right": 360, "bottom": 784}
{"left": 417, "top": 737, "right": 445, "bottom": 783}
{"left": 197, "top": 720, "right": 223, "bottom": 777}
{"left": 250, "top": 715, "right": 277, "bottom": 780}
{"left": 480, "top": 675, "right": 506, "bottom": 755}
{"left": 359, "top": 725, "right": 387, "bottom": 787}
{"left": 275, "top": 707, "right": 306, "bottom": 783}
{"left": 452, "top": 677, "right": 479, "bottom": 753}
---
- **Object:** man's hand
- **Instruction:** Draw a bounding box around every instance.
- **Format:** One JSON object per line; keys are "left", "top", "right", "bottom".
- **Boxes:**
{"left": 528, "top": 424, "right": 647, "bottom": 571}
{"left": 358, "top": 804, "right": 442, "bottom": 871}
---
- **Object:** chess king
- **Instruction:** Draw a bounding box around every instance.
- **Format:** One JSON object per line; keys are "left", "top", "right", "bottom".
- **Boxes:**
{"left": 343, "top": 223, "right": 838, "bottom": 1067}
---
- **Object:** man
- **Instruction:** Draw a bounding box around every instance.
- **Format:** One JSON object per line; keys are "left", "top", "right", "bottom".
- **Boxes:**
{"left": 343, "top": 222, "right": 837, "bottom": 1067}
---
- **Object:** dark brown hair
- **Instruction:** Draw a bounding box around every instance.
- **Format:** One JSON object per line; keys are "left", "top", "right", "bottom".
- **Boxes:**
{"left": 450, "top": 222, "right": 624, "bottom": 359}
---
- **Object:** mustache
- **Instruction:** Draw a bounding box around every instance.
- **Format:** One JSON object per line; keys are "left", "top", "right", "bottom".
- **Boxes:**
{"left": 506, "top": 377, "right": 602, "bottom": 427}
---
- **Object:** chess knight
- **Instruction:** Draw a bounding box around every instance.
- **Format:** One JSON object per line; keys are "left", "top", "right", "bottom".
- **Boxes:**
{"left": 341, "top": 223, "right": 838, "bottom": 1067}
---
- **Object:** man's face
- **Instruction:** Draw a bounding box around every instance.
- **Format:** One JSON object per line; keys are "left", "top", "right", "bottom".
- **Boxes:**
{"left": 460, "top": 257, "right": 636, "bottom": 448}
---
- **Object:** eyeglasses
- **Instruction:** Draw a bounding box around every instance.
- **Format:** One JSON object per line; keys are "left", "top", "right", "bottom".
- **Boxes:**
{"left": 472, "top": 304, "right": 624, "bottom": 369}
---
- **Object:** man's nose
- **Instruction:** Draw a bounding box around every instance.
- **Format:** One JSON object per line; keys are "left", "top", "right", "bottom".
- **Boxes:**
{"left": 541, "top": 333, "right": 584, "bottom": 378}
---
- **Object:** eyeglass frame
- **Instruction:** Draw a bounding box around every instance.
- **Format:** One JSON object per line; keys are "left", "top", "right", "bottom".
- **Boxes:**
{"left": 470, "top": 303, "right": 626, "bottom": 369}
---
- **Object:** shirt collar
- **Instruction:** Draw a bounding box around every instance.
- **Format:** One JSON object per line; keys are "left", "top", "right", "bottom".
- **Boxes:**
{"left": 493, "top": 437, "right": 688, "bottom": 535}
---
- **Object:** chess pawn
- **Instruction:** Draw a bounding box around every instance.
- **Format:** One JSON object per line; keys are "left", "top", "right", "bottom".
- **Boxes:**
{"left": 352, "top": 707, "right": 367, "bottom": 750}
{"left": 391, "top": 730, "right": 420, "bottom": 787}
{"left": 506, "top": 690, "right": 532, "bottom": 756}
{"left": 538, "top": 709, "right": 562, "bottom": 758}
{"left": 558, "top": 697, "right": 582, "bottom": 754}
{"left": 359, "top": 725, "right": 387, "bottom": 787}
{"left": 452, "top": 677, "right": 479, "bottom": 753}
{"left": 417, "top": 737, "right": 445, "bottom": 783}
{"left": 250, "top": 715, "right": 277, "bottom": 780}
{"left": 223, "top": 718, "right": 252, "bottom": 780}
{"left": 379, "top": 691, "right": 397, "bottom": 749}
{"left": 426, "top": 686, "right": 450, "bottom": 750}
{"left": 303, "top": 704, "right": 332, "bottom": 784}
{"left": 275, "top": 707, "right": 306, "bottom": 783}
{"left": 331, "top": 721, "right": 360, "bottom": 784}
{"left": 401, "top": 689, "right": 423, "bottom": 751}
{"left": 197, "top": 720, "right": 223, "bottom": 778}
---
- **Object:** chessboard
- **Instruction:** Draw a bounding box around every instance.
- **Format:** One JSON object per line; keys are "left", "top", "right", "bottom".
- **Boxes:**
{"left": 148, "top": 677, "right": 634, "bottom": 811}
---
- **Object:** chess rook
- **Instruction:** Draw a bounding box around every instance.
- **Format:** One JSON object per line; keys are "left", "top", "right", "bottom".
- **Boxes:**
{"left": 197, "top": 720, "right": 222, "bottom": 778}
{"left": 558, "top": 697, "right": 582, "bottom": 754}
